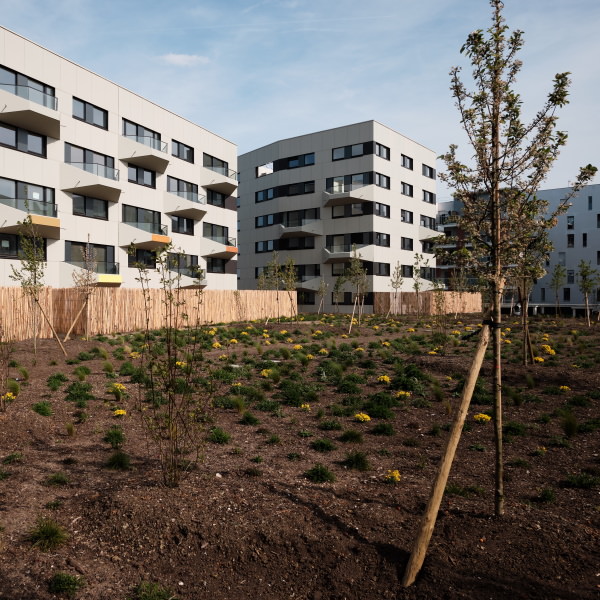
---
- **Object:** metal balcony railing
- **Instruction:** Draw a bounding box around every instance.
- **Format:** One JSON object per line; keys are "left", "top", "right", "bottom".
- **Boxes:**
{"left": 66, "top": 161, "right": 119, "bottom": 181}
{"left": 123, "top": 134, "right": 168, "bottom": 153}
{"left": 325, "top": 243, "right": 367, "bottom": 253}
{"left": 168, "top": 190, "right": 206, "bottom": 204}
{"left": 0, "top": 197, "right": 57, "bottom": 217}
{"left": 0, "top": 83, "right": 58, "bottom": 110}
{"left": 325, "top": 183, "right": 369, "bottom": 194}
{"left": 124, "top": 221, "right": 168, "bottom": 236}
{"left": 204, "top": 165, "right": 238, "bottom": 179}
{"left": 282, "top": 217, "right": 319, "bottom": 228}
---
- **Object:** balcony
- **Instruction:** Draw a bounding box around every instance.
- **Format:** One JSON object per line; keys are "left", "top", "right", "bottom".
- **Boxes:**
{"left": 277, "top": 218, "right": 323, "bottom": 238}
{"left": 67, "top": 261, "right": 122, "bottom": 285}
{"left": 419, "top": 226, "right": 440, "bottom": 242}
{"left": 0, "top": 198, "right": 60, "bottom": 239}
{"left": 202, "top": 236, "right": 238, "bottom": 259}
{"left": 202, "top": 166, "right": 238, "bottom": 196}
{"left": 119, "top": 135, "right": 169, "bottom": 173}
{"left": 119, "top": 221, "right": 170, "bottom": 250}
{"left": 296, "top": 276, "right": 321, "bottom": 291}
{"left": 61, "top": 162, "right": 121, "bottom": 202}
{"left": 0, "top": 84, "right": 60, "bottom": 138}
{"left": 322, "top": 243, "right": 375, "bottom": 263}
{"left": 322, "top": 184, "right": 376, "bottom": 207}
{"left": 167, "top": 266, "right": 208, "bottom": 289}
{"left": 163, "top": 191, "right": 208, "bottom": 220}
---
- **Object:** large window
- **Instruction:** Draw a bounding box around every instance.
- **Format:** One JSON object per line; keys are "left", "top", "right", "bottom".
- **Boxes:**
{"left": 401, "top": 265, "right": 413, "bottom": 278}
{"left": 401, "top": 209, "right": 413, "bottom": 223}
{"left": 326, "top": 172, "right": 372, "bottom": 193}
{"left": 0, "top": 122, "right": 46, "bottom": 157}
{"left": 567, "top": 215, "right": 574, "bottom": 229}
{"left": 401, "top": 237, "right": 413, "bottom": 251}
{"left": 375, "top": 143, "right": 390, "bottom": 160}
{"left": 73, "top": 194, "right": 108, "bottom": 220}
{"left": 0, "top": 232, "right": 46, "bottom": 260}
{"left": 207, "top": 257, "right": 227, "bottom": 273}
{"left": 203, "top": 222, "right": 230, "bottom": 244}
{"left": 168, "top": 252, "right": 199, "bottom": 277}
{"left": 65, "top": 143, "right": 116, "bottom": 179}
{"left": 420, "top": 215, "right": 436, "bottom": 229}
{"left": 255, "top": 181, "right": 314, "bottom": 202}
{"left": 73, "top": 98, "right": 108, "bottom": 129}
{"left": 0, "top": 64, "right": 56, "bottom": 109}
{"left": 167, "top": 176, "right": 198, "bottom": 202}
{"left": 401, "top": 182, "right": 413, "bottom": 197}
{"left": 207, "top": 190, "right": 226, "bottom": 207}
{"left": 203, "top": 153, "right": 230, "bottom": 176}
{"left": 422, "top": 164, "right": 436, "bottom": 179}
{"left": 128, "top": 165, "right": 156, "bottom": 188}
{"left": 122, "top": 204, "right": 163, "bottom": 234}
{"left": 423, "top": 190, "right": 436, "bottom": 204}
{"left": 374, "top": 203, "right": 390, "bottom": 218}
{"left": 255, "top": 240, "right": 275, "bottom": 253}
{"left": 171, "top": 216, "right": 194, "bottom": 235}
{"left": 401, "top": 154, "right": 413, "bottom": 170}
{"left": 332, "top": 143, "right": 368, "bottom": 161}
{"left": 567, "top": 234, "right": 574, "bottom": 248}
{"left": 172, "top": 140, "right": 194, "bottom": 163}
{"left": 273, "top": 152, "right": 314, "bottom": 171}
{"left": 65, "top": 241, "right": 116, "bottom": 273}
{"left": 123, "top": 119, "right": 163, "bottom": 151}
{"left": 128, "top": 248, "right": 155, "bottom": 268}
{"left": 0, "top": 176, "right": 54, "bottom": 216}
{"left": 375, "top": 173, "right": 390, "bottom": 189}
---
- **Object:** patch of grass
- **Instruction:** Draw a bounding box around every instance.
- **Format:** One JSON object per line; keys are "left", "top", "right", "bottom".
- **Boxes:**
{"left": 310, "top": 438, "right": 336, "bottom": 452}
{"left": 305, "top": 463, "right": 335, "bottom": 483}
{"left": 48, "top": 572, "right": 85, "bottom": 597}
{"left": 287, "top": 452, "right": 301, "bottom": 461}
{"left": 468, "top": 444, "right": 486, "bottom": 452}
{"left": 532, "top": 488, "right": 556, "bottom": 504}
{"left": 297, "top": 430, "right": 313, "bottom": 438}
{"left": 503, "top": 421, "right": 526, "bottom": 436}
{"left": 106, "top": 451, "right": 131, "bottom": 471}
{"left": 29, "top": 517, "right": 69, "bottom": 551}
{"left": 6, "top": 378, "right": 20, "bottom": 396}
{"left": 103, "top": 425, "right": 125, "bottom": 449}
{"left": 507, "top": 458, "right": 530, "bottom": 468}
{"left": 370, "top": 423, "right": 395, "bottom": 436}
{"left": 0, "top": 470, "right": 10, "bottom": 480}
{"left": 239, "top": 411, "right": 260, "bottom": 426}
{"left": 244, "top": 467, "right": 262, "bottom": 477}
{"left": 265, "top": 434, "right": 280, "bottom": 445}
{"left": 45, "top": 499, "right": 63, "bottom": 510}
{"left": 2, "top": 452, "right": 23, "bottom": 465}
{"left": 339, "top": 429, "right": 363, "bottom": 443}
{"left": 32, "top": 401, "right": 52, "bottom": 416}
{"left": 341, "top": 450, "right": 370, "bottom": 471}
{"left": 208, "top": 427, "right": 230, "bottom": 444}
{"left": 131, "top": 582, "right": 177, "bottom": 600}
{"left": 561, "top": 411, "right": 579, "bottom": 438}
{"left": 47, "top": 372, "right": 68, "bottom": 391}
{"left": 445, "top": 483, "right": 485, "bottom": 498}
{"left": 561, "top": 472, "right": 600, "bottom": 489}
{"left": 318, "top": 420, "right": 342, "bottom": 431}
{"left": 47, "top": 472, "right": 69, "bottom": 486}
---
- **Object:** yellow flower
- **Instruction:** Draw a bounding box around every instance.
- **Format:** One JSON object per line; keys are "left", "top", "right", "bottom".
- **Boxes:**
{"left": 373, "top": 325, "right": 380, "bottom": 330}
{"left": 428, "top": 351, "right": 438, "bottom": 355}
{"left": 395, "top": 390, "right": 411, "bottom": 398}
{"left": 312, "top": 330, "right": 323, "bottom": 336}
{"left": 384, "top": 469, "right": 401, "bottom": 483}
{"left": 533, "top": 356, "right": 544, "bottom": 363}
{"left": 232, "top": 382, "right": 242, "bottom": 387}
{"left": 341, "top": 334, "right": 348, "bottom": 339}
{"left": 354, "top": 412, "right": 371, "bottom": 422}
{"left": 464, "top": 326, "right": 473, "bottom": 331}
{"left": 354, "top": 347, "right": 365, "bottom": 353}
{"left": 262, "top": 333, "right": 270, "bottom": 339}
{"left": 1, "top": 392, "right": 16, "bottom": 402}
{"left": 306, "top": 354, "right": 315, "bottom": 360}
{"left": 113, "top": 409, "right": 126, "bottom": 417}
{"left": 218, "top": 354, "right": 228, "bottom": 361}
{"left": 540, "top": 344, "right": 555, "bottom": 355}
{"left": 318, "top": 348, "right": 329, "bottom": 355}
{"left": 377, "top": 375, "right": 391, "bottom": 384}
{"left": 208, "top": 329, "right": 217, "bottom": 336}
{"left": 503, "top": 339, "right": 512, "bottom": 344}
{"left": 129, "top": 351, "right": 140, "bottom": 359}
{"left": 175, "top": 361, "right": 187, "bottom": 368}
{"left": 451, "top": 330, "right": 461, "bottom": 335}
{"left": 241, "top": 331, "right": 249, "bottom": 336}
{"left": 212, "top": 342, "right": 222, "bottom": 349}
{"left": 559, "top": 385, "right": 571, "bottom": 392}
{"left": 293, "top": 344, "right": 303, "bottom": 350}
{"left": 300, "top": 403, "right": 311, "bottom": 412}
{"left": 260, "top": 369, "right": 272, "bottom": 378}
{"left": 229, "top": 339, "right": 238, "bottom": 344}
{"left": 473, "top": 413, "right": 491, "bottom": 423}
{"left": 264, "top": 340, "right": 271, "bottom": 345}
{"left": 504, "top": 327, "right": 511, "bottom": 332}
{"left": 280, "top": 330, "right": 288, "bottom": 335}
{"left": 407, "top": 328, "right": 415, "bottom": 332}
{"left": 381, "top": 341, "right": 391, "bottom": 347}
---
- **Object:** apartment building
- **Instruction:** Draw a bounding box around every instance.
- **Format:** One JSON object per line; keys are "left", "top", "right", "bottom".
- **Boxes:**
{"left": 237, "top": 121, "right": 438, "bottom": 313}
{"left": 0, "top": 27, "right": 238, "bottom": 289}
{"left": 532, "top": 184, "right": 600, "bottom": 307}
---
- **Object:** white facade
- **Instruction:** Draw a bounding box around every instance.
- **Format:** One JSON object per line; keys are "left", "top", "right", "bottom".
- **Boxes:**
{"left": 238, "top": 121, "right": 438, "bottom": 313}
{"left": 532, "top": 184, "right": 600, "bottom": 307}
{"left": 0, "top": 27, "right": 238, "bottom": 289}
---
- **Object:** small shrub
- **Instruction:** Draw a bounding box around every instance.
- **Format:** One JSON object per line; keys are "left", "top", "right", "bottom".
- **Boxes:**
{"left": 339, "top": 430, "right": 363, "bottom": 443}
{"left": 106, "top": 451, "right": 131, "bottom": 470}
{"left": 266, "top": 434, "right": 280, "bottom": 445}
{"left": 131, "top": 582, "right": 177, "bottom": 600}
{"left": 32, "top": 401, "right": 52, "bottom": 416}
{"left": 341, "top": 450, "right": 370, "bottom": 471}
{"left": 305, "top": 463, "right": 335, "bottom": 483}
{"left": 65, "top": 422, "right": 76, "bottom": 437}
{"left": 45, "top": 499, "right": 62, "bottom": 510}
{"left": 0, "top": 470, "right": 10, "bottom": 480}
{"left": 561, "top": 472, "right": 600, "bottom": 489}
{"left": 561, "top": 412, "right": 579, "bottom": 438}
{"left": 310, "top": 438, "right": 336, "bottom": 452}
{"left": 208, "top": 427, "right": 230, "bottom": 444}
{"left": 244, "top": 467, "right": 262, "bottom": 477}
{"left": 48, "top": 572, "right": 84, "bottom": 597}
{"left": 47, "top": 373, "right": 68, "bottom": 391}
{"left": 76, "top": 351, "right": 94, "bottom": 361}
{"left": 47, "top": 472, "right": 69, "bottom": 486}
{"left": 507, "top": 458, "right": 530, "bottom": 468}
{"left": 29, "top": 517, "right": 68, "bottom": 551}
{"left": 298, "top": 430, "right": 313, "bottom": 438}
{"left": 103, "top": 425, "right": 125, "bottom": 449}
{"left": 503, "top": 421, "right": 526, "bottom": 436}
{"left": 533, "top": 488, "right": 556, "bottom": 503}
{"left": 468, "top": 444, "right": 485, "bottom": 452}
{"left": 318, "top": 420, "right": 342, "bottom": 431}
{"left": 445, "top": 483, "right": 485, "bottom": 498}
{"left": 73, "top": 366, "right": 91, "bottom": 381}
{"left": 239, "top": 411, "right": 260, "bottom": 426}
{"left": 6, "top": 378, "right": 20, "bottom": 396}
{"left": 287, "top": 452, "right": 301, "bottom": 461}
{"left": 17, "top": 366, "right": 29, "bottom": 381}
{"left": 102, "top": 361, "right": 114, "bottom": 374}
{"left": 2, "top": 452, "right": 23, "bottom": 465}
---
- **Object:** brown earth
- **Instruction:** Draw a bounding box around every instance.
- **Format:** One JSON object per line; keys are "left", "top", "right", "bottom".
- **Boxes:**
{"left": 0, "top": 316, "right": 598, "bottom": 600}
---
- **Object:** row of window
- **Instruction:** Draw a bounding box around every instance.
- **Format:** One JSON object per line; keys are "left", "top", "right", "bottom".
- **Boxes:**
{"left": 566, "top": 233, "right": 588, "bottom": 248}
{"left": 255, "top": 181, "right": 315, "bottom": 203}
{"left": 255, "top": 208, "right": 320, "bottom": 228}
{"left": 0, "top": 64, "right": 56, "bottom": 109}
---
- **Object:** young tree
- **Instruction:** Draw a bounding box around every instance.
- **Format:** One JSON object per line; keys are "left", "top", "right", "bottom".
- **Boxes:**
{"left": 549, "top": 263, "right": 566, "bottom": 317}
{"left": 576, "top": 260, "right": 598, "bottom": 327}
{"left": 404, "top": 0, "right": 596, "bottom": 587}
{"left": 281, "top": 256, "right": 298, "bottom": 322}
{"left": 257, "top": 252, "right": 283, "bottom": 322}
{"left": 346, "top": 247, "right": 368, "bottom": 332}
{"left": 412, "top": 253, "right": 429, "bottom": 319}
{"left": 386, "top": 261, "right": 404, "bottom": 318}
{"left": 316, "top": 278, "right": 328, "bottom": 316}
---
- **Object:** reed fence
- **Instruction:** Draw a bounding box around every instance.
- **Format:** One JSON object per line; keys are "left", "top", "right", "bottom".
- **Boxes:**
{"left": 373, "top": 291, "right": 482, "bottom": 316}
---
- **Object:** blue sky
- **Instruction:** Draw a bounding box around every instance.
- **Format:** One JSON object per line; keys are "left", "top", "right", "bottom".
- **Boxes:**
{"left": 1, "top": 0, "right": 598, "bottom": 201}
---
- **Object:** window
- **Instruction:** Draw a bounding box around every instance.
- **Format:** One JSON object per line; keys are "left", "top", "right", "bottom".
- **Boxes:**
{"left": 422, "top": 241, "right": 434, "bottom": 254}
{"left": 401, "top": 209, "right": 413, "bottom": 224}
{"left": 298, "top": 290, "right": 315, "bottom": 305}
{"left": 375, "top": 143, "right": 390, "bottom": 160}
{"left": 255, "top": 240, "right": 274, "bottom": 253}
{"left": 583, "top": 233, "right": 587, "bottom": 247}
{"left": 567, "top": 234, "right": 574, "bottom": 248}
{"left": 0, "top": 64, "right": 56, "bottom": 109}
{"left": 256, "top": 181, "right": 314, "bottom": 202}
{"left": 256, "top": 161, "right": 274, "bottom": 178}
{"left": 374, "top": 203, "right": 390, "bottom": 218}
{"left": 597, "top": 214, "right": 600, "bottom": 228}
{"left": 401, "top": 265, "right": 413, "bottom": 278}
{"left": 65, "top": 241, "right": 115, "bottom": 273}
{"left": 401, "top": 154, "right": 413, "bottom": 170}
{"left": 203, "top": 222, "right": 229, "bottom": 244}
{"left": 332, "top": 203, "right": 366, "bottom": 219}
{"left": 563, "top": 288, "right": 570, "bottom": 302}
{"left": 123, "top": 119, "right": 163, "bottom": 151}
{"left": 422, "top": 164, "right": 436, "bottom": 179}
{"left": 172, "top": 140, "right": 194, "bottom": 163}
{"left": 296, "top": 264, "right": 320, "bottom": 280}
{"left": 401, "top": 237, "right": 413, "bottom": 251}
{"left": 423, "top": 190, "right": 436, "bottom": 204}
{"left": 274, "top": 152, "right": 314, "bottom": 171}
{"left": 73, "top": 194, "right": 108, "bottom": 220}
{"left": 73, "top": 98, "right": 108, "bottom": 129}
{"left": 332, "top": 143, "right": 368, "bottom": 161}
{"left": 280, "top": 236, "right": 315, "bottom": 251}
{"left": 207, "top": 190, "right": 226, "bottom": 207}
{"left": 65, "top": 143, "right": 116, "bottom": 179}
{"left": 588, "top": 196, "right": 593, "bottom": 210}
{"left": 256, "top": 187, "right": 275, "bottom": 203}
{"left": 374, "top": 262, "right": 390, "bottom": 276}
{"left": 374, "top": 232, "right": 390, "bottom": 247}
{"left": 0, "top": 176, "right": 54, "bottom": 215}
{"left": 0, "top": 232, "right": 45, "bottom": 259}
{"left": 0, "top": 122, "right": 46, "bottom": 157}
{"left": 128, "top": 165, "right": 156, "bottom": 188}
{"left": 541, "top": 288, "right": 546, "bottom": 302}
{"left": 129, "top": 248, "right": 155, "bottom": 268}
{"left": 558, "top": 252, "right": 566, "bottom": 266}
{"left": 171, "top": 216, "right": 194, "bottom": 235}
{"left": 420, "top": 215, "right": 436, "bottom": 229}
{"left": 597, "top": 251, "right": 600, "bottom": 266}
{"left": 326, "top": 172, "right": 372, "bottom": 193}
{"left": 203, "top": 153, "right": 230, "bottom": 176}
{"left": 167, "top": 252, "right": 199, "bottom": 277}
{"left": 167, "top": 176, "right": 198, "bottom": 201}
{"left": 122, "top": 204, "right": 163, "bottom": 234}
{"left": 401, "top": 182, "right": 413, "bottom": 197}
{"left": 375, "top": 173, "right": 390, "bottom": 189}
{"left": 567, "top": 270, "right": 575, "bottom": 284}
{"left": 567, "top": 215, "right": 574, "bottom": 229}
{"left": 255, "top": 214, "right": 275, "bottom": 228}
{"left": 331, "top": 263, "right": 347, "bottom": 277}
{"left": 207, "top": 257, "right": 227, "bottom": 273}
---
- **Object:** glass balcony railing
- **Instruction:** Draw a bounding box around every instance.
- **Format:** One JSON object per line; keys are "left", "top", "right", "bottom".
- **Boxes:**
{"left": 124, "top": 221, "right": 168, "bottom": 236}
{"left": 168, "top": 190, "right": 207, "bottom": 204}
{"left": 325, "top": 182, "right": 369, "bottom": 194}
{"left": 123, "top": 134, "right": 168, "bottom": 153}
{"left": 67, "top": 261, "right": 120, "bottom": 274}
{"left": 325, "top": 243, "right": 367, "bottom": 253}
{"left": 0, "top": 83, "right": 58, "bottom": 110}
{"left": 66, "top": 161, "right": 119, "bottom": 181}
{"left": 282, "top": 218, "right": 319, "bottom": 228}
{"left": 204, "top": 165, "right": 238, "bottom": 179}
{"left": 0, "top": 197, "right": 57, "bottom": 217}
{"left": 205, "top": 235, "right": 237, "bottom": 246}
{"left": 169, "top": 265, "right": 203, "bottom": 279}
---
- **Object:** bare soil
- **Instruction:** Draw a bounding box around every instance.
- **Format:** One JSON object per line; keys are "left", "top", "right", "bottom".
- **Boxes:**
{"left": 0, "top": 316, "right": 598, "bottom": 600}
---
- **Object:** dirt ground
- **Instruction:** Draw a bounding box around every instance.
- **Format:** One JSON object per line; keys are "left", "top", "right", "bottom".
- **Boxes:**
{"left": 0, "top": 315, "right": 598, "bottom": 600}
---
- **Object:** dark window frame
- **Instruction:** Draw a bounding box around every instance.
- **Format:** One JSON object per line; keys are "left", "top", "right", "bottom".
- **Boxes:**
{"left": 73, "top": 97, "right": 108, "bottom": 129}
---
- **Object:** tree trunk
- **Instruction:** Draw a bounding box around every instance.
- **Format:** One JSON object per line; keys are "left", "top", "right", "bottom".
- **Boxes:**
{"left": 492, "top": 279, "right": 505, "bottom": 516}
{"left": 584, "top": 293, "right": 591, "bottom": 327}
{"left": 402, "top": 322, "right": 492, "bottom": 587}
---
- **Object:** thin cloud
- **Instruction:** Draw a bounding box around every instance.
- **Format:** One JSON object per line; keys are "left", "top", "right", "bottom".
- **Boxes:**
{"left": 159, "top": 53, "right": 210, "bottom": 67}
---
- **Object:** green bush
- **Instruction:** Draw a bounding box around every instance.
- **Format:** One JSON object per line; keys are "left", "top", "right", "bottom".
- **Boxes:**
{"left": 47, "top": 372, "right": 68, "bottom": 391}
{"left": 131, "top": 582, "right": 177, "bottom": 600}
{"left": 29, "top": 517, "right": 69, "bottom": 551}
{"left": 339, "top": 430, "right": 363, "bottom": 443}
{"left": 106, "top": 451, "right": 131, "bottom": 471}
{"left": 341, "top": 450, "right": 370, "bottom": 471}
{"left": 305, "top": 463, "right": 335, "bottom": 483}
{"left": 47, "top": 472, "right": 69, "bottom": 486}
{"left": 32, "top": 401, "right": 53, "bottom": 416}
{"left": 370, "top": 423, "right": 395, "bottom": 436}
{"left": 103, "top": 425, "right": 125, "bottom": 449}
{"left": 318, "top": 420, "right": 342, "bottom": 431}
{"left": 310, "top": 438, "right": 336, "bottom": 452}
{"left": 208, "top": 427, "right": 231, "bottom": 444}
{"left": 48, "top": 572, "right": 84, "bottom": 597}
{"left": 239, "top": 411, "right": 260, "bottom": 425}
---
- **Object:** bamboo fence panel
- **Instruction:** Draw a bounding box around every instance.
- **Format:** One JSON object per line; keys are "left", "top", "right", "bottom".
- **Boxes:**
{"left": 374, "top": 291, "right": 481, "bottom": 316}
{"left": 0, "top": 287, "right": 53, "bottom": 341}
